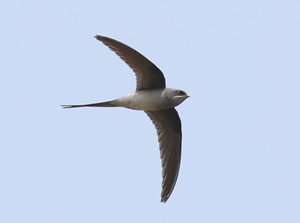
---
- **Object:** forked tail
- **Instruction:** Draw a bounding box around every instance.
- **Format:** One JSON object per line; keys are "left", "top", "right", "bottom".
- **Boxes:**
{"left": 61, "top": 100, "right": 118, "bottom": 109}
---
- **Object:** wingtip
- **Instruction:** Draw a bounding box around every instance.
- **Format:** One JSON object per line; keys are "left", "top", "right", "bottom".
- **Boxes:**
{"left": 94, "top": 35, "right": 105, "bottom": 41}
{"left": 161, "top": 197, "right": 169, "bottom": 203}
{"left": 160, "top": 193, "right": 170, "bottom": 203}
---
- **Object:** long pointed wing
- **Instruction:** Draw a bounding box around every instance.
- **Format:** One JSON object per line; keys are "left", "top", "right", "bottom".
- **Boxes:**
{"left": 145, "top": 108, "right": 182, "bottom": 202}
{"left": 95, "top": 35, "right": 165, "bottom": 91}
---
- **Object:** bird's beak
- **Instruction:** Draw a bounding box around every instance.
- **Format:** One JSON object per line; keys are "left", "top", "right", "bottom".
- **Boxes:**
{"left": 186, "top": 95, "right": 191, "bottom": 98}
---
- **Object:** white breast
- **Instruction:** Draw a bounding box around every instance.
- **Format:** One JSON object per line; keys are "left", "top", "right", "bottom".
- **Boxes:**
{"left": 115, "top": 89, "right": 174, "bottom": 111}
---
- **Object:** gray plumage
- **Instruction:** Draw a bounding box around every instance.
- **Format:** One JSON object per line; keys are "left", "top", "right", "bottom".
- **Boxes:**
{"left": 62, "top": 35, "right": 189, "bottom": 202}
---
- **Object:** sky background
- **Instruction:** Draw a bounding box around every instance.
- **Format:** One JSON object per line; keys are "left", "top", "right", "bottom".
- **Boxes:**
{"left": 1, "top": 0, "right": 300, "bottom": 222}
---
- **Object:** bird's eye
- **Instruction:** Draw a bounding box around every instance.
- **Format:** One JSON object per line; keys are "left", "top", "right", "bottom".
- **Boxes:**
{"left": 176, "top": 90, "right": 185, "bottom": 95}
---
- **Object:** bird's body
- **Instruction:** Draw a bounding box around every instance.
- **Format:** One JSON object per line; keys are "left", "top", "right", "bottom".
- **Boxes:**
{"left": 63, "top": 88, "right": 187, "bottom": 111}
{"left": 116, "top": 88, "right": 177, "bottom": 111}
{"left": 62, "top": 35, "right": 189, "bottom": 202}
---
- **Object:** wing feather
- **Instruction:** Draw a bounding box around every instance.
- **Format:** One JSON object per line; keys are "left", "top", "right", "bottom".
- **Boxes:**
{"left": 95, "top": 35, "right": 166, "bottom": 90}
{"left": 145, "top": 108, "right": 182, "bottom": 202}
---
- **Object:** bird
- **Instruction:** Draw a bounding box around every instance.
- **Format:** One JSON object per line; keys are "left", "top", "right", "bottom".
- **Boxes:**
{"left": 62, "top": 35, "right": 189, "bottom": 202}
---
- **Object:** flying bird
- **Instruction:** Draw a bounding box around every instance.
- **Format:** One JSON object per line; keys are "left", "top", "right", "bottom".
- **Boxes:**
{"left": 62, "top": 35, "right": 189, "bottom": 202}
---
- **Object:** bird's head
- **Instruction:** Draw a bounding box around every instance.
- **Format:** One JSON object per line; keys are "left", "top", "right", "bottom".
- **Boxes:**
{"left": 163, "top": 88, "right": 190, "bottom": 106}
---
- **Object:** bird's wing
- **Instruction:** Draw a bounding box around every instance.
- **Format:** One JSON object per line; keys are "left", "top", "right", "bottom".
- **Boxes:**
{"left": 95, "top": 35, "right": 165, "bottom": 91}
{"left": 145, "top": 108, "right": 182, "bottom": 202}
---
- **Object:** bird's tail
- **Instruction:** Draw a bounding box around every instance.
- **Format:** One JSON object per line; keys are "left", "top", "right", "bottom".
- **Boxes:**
{"left": 61, "top": 100, "right": 118, "bottom": 109}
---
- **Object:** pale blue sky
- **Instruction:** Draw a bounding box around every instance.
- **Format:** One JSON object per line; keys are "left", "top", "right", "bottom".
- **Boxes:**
{"left": 1, "top": 0, "right": 299, "bottom": 222}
